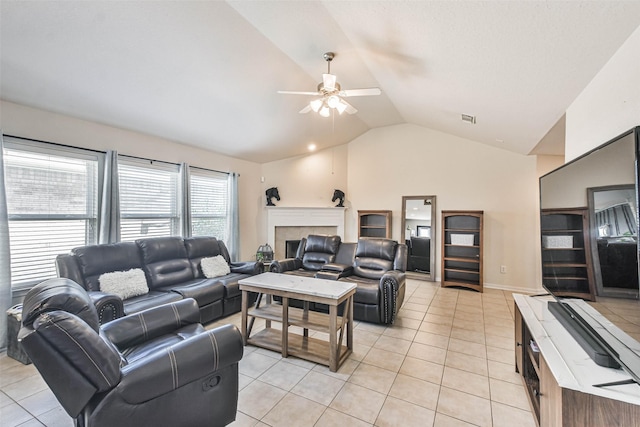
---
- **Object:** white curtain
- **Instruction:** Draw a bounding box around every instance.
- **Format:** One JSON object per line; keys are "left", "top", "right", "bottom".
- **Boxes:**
{"left": 98, "top": 150, "right": 120, "bottom": 243}
{"left": 180, "top": 163, "right": 192, "bottom": 237}
{"left": 0, "top": 133, "right": 13, "bottom": 348}
{"left": 226, "top": 172, "right": 240, "bottom": 261}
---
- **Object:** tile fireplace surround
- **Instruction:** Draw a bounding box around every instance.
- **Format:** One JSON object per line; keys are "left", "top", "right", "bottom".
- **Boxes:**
{"left": 266, "top": 207, "right": 346, "bottom": 260}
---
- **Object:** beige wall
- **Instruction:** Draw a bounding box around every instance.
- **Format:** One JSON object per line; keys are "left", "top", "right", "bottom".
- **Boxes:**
{"left": 536, "top": 154, "right": 564, "bottom": 179}
{"left": 565, "top": 25, "right": 640, "bottom": 160}
{"left": 0, "top": 100, "right": 263, "bottom": 261}
{"left": 346, "top": 124, "right": 540, "bottom": 291}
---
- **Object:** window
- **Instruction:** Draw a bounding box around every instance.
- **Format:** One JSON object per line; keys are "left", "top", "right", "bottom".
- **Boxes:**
{"left": 118, "top": 157, "right": 180, "bottom": 241}
{"left": 190, "top": 168, "right": 229, "bottom": 241}
{"left": 3, "top": 138, "right": 100, "bottom": 288}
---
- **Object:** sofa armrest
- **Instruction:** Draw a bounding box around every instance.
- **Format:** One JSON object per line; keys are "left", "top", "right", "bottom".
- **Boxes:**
{"left": 118, "top": 324, "right": 243, "bottom": 403}
{"left": 379, "top": 270, "right": 406, "bottom": 324}
{"left": 270, "top": 258, "right": 301, "bottom": 273}
{"left": 320, "top": 263, "right": 353, "bottom": 274}
{"left": 101, "top": 298, "right": 200, "bottom": 350}
{"left": 88, "top": 291, "right": 124, "bottom": 324}
{"left": 230, "top": 261, "right": 264, "bottom": 275}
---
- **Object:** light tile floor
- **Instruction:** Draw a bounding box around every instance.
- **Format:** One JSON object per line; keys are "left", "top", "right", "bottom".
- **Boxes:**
{"left": 2, "top": 279, "right": 639, "bottom": 426}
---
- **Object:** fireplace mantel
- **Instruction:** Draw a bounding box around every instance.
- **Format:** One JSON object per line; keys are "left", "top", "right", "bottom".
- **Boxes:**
{"left": 266, "top": 207, "right": 346, "bottom": 248}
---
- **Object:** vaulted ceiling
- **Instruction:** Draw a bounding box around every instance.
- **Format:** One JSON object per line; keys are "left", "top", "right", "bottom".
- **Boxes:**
{"left": 2, "top": 1, "right": 639, "bottom": 163}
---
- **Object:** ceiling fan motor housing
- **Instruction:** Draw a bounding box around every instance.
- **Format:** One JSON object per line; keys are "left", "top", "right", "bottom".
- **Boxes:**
{"left": 317, "top": 81, "right": 340, "bottom": 95}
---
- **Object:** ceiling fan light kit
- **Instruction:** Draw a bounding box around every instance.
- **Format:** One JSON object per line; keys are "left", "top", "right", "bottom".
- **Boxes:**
{"left": 278, "top": 52, "right": 381, "bottom": 118}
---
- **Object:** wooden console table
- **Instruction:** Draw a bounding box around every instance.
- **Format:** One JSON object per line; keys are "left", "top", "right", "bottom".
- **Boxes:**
{"left": 239, "top": 272, "right": 356, "bottom": 372}
{"left": 514, "top": 294, "right": 640, "bottom": 426}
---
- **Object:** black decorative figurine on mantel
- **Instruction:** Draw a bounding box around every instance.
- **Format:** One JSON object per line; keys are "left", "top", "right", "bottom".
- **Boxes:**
{"left": 265, "top": 187, "right": 280, "bottom": 206}
{"left": 332, "top": 189, "right": 345, "bottom": 207}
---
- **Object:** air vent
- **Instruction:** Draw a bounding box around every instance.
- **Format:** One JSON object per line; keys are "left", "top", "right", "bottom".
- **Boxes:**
{"left": 461, "top": 114, "right": 477, "bottom": 124}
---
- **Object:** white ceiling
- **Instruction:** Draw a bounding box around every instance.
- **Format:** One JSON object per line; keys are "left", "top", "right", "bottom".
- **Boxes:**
{"left": 2, "top": 1, "right": 639, "bottom": 163}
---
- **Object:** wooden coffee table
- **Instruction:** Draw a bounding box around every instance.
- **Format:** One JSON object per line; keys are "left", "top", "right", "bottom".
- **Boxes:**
{"left": 239, "top": 272, "right": 356, "bottom": 372}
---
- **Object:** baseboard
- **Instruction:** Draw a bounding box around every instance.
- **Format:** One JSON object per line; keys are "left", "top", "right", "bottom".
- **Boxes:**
{"left": 407, "top": 275, "right": 543, "bottom": 295}
{"left": 483, "top": 282, "right": 544, "bottom": 294}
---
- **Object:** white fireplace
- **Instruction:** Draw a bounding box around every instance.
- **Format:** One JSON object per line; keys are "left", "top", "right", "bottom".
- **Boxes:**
{"left": 266, "top": 207, "right": 346, "bottom": 260}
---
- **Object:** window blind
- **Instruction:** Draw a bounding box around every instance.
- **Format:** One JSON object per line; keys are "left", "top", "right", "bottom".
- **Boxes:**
{"left": 3, "top": 139, "right": 100, "bottom": 287}
{"left": 118, "top": 158, "right": 180, "bottom": 242}
{"left": 190, "top": 169, "right": 228, "bottom": 241}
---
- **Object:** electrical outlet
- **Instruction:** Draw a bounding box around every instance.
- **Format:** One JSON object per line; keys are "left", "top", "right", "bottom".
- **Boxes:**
{"left": 500, "top": 265, "right": 507, "bottom": 274}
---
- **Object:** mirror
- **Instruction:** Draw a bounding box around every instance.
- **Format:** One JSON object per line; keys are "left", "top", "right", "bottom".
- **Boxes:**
{"left": 402, "top": 195, "right": 436, "bottom": 281}
{"left": 588, "top": 184, "right": 639, "bottom": 298}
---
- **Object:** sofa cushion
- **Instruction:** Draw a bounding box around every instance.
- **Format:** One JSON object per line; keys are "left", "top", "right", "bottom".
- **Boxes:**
{"left": 121, "top": 323, "right": 205, "bottom": 364}
{"left": 99, "top": 269, "right": 149, "bottom": 300}
{"left": 164, "top": 278, "right": 226, "bottom": 306}
{"left": 201, "top": 256, "right": 231, "bottom": 278}
{"left": 72, "top": 242, "right": 143, "bottom": 292}
{"left": 136, "top": 237, "right": 194, "bottom": 289}
{"left": 353, "top": 238, "right": 398, "bottom": 280}
{"left": 301, "top": 235, "right": 341, "bottom": 271}
{"left": 339, "top": 276, "right": 380, "bottom": 305}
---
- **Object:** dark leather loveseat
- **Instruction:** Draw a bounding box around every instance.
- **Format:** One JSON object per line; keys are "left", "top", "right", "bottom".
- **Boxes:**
{"left": 270, "top": 235, "right": 407, "bottom": 324}
{"left": 56, "top": 236, "right": 262, "bottom": 324}
{"left": 19, "top": 278, "right": 242, "bottom": 427}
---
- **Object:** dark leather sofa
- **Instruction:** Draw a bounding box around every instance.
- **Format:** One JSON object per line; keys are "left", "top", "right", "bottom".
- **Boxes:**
{"left": 19, "top": 278, "right": 242, "bottom": 427}
{"left": 270, "top": 235, "right": 407, "bottom": 324}
{"left": 56, "top": 236, "right": 262, "bottom": 324}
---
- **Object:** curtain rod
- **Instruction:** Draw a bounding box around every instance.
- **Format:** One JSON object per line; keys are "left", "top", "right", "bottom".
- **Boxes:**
{"left": 3, "top": 134, "right": 105, "bottom": 154}
{"left": 121, "top": 155, "right": 232, "bottom": 176}
{"left": 187, "top": 165, "right": 232, "bottom": 176}
{"left": 5, "top": 134, "right": 233, "bottom": 176}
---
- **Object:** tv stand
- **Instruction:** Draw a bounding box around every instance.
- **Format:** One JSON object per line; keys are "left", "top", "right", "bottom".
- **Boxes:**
{"left": 514, "top": 294, "right": 640, "bottom": 426}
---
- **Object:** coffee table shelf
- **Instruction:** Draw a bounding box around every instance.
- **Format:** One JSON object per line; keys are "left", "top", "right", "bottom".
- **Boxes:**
{"left": 247, "top": 328, "right": 351, "bottom": 368}
{"left": 248, "top": 304, "right": 347, "bottom": 335}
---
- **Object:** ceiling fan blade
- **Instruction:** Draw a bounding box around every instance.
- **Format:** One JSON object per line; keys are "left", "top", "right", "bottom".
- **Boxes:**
{"left": 340, "top": 88, "right": 381, "bottom": 97}
{"left": 277, "top": 90, "right": 320, "bottom": 96}
{"left": 322, "top": 73, "right": 337, "bottom": 90}
{"left": 299, "top": 105, "right": 312, "bottom": 114}
{"left": 341, "top": 99, "right": 358, "bottom": 115}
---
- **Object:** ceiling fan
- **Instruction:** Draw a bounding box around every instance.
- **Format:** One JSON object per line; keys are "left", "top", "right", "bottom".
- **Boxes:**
{"left": 278, "top": 52, "right": 381, "bottom": 117}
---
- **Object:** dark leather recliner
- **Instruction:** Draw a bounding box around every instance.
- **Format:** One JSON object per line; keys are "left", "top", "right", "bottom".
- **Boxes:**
{"left": 270, "top": 234, "right": 342, "bottom": 277}
{"left": 18, "top": 278, "right": 243, "bottom": 427}
{"left": 333, "top": 238, "right": 407, "bottom": 324}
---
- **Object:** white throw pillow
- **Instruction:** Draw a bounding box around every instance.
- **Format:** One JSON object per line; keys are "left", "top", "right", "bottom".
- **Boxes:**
{"left": 99, "top": 268, "right": 149, "bottom": 300}
{"left": 201, "top": 255, "right": 231, "bottom": 278}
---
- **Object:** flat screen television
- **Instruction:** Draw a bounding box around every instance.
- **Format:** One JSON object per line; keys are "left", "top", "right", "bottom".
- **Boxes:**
{"left": 539, "top": 126, "right": 640, "bottom": 386}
